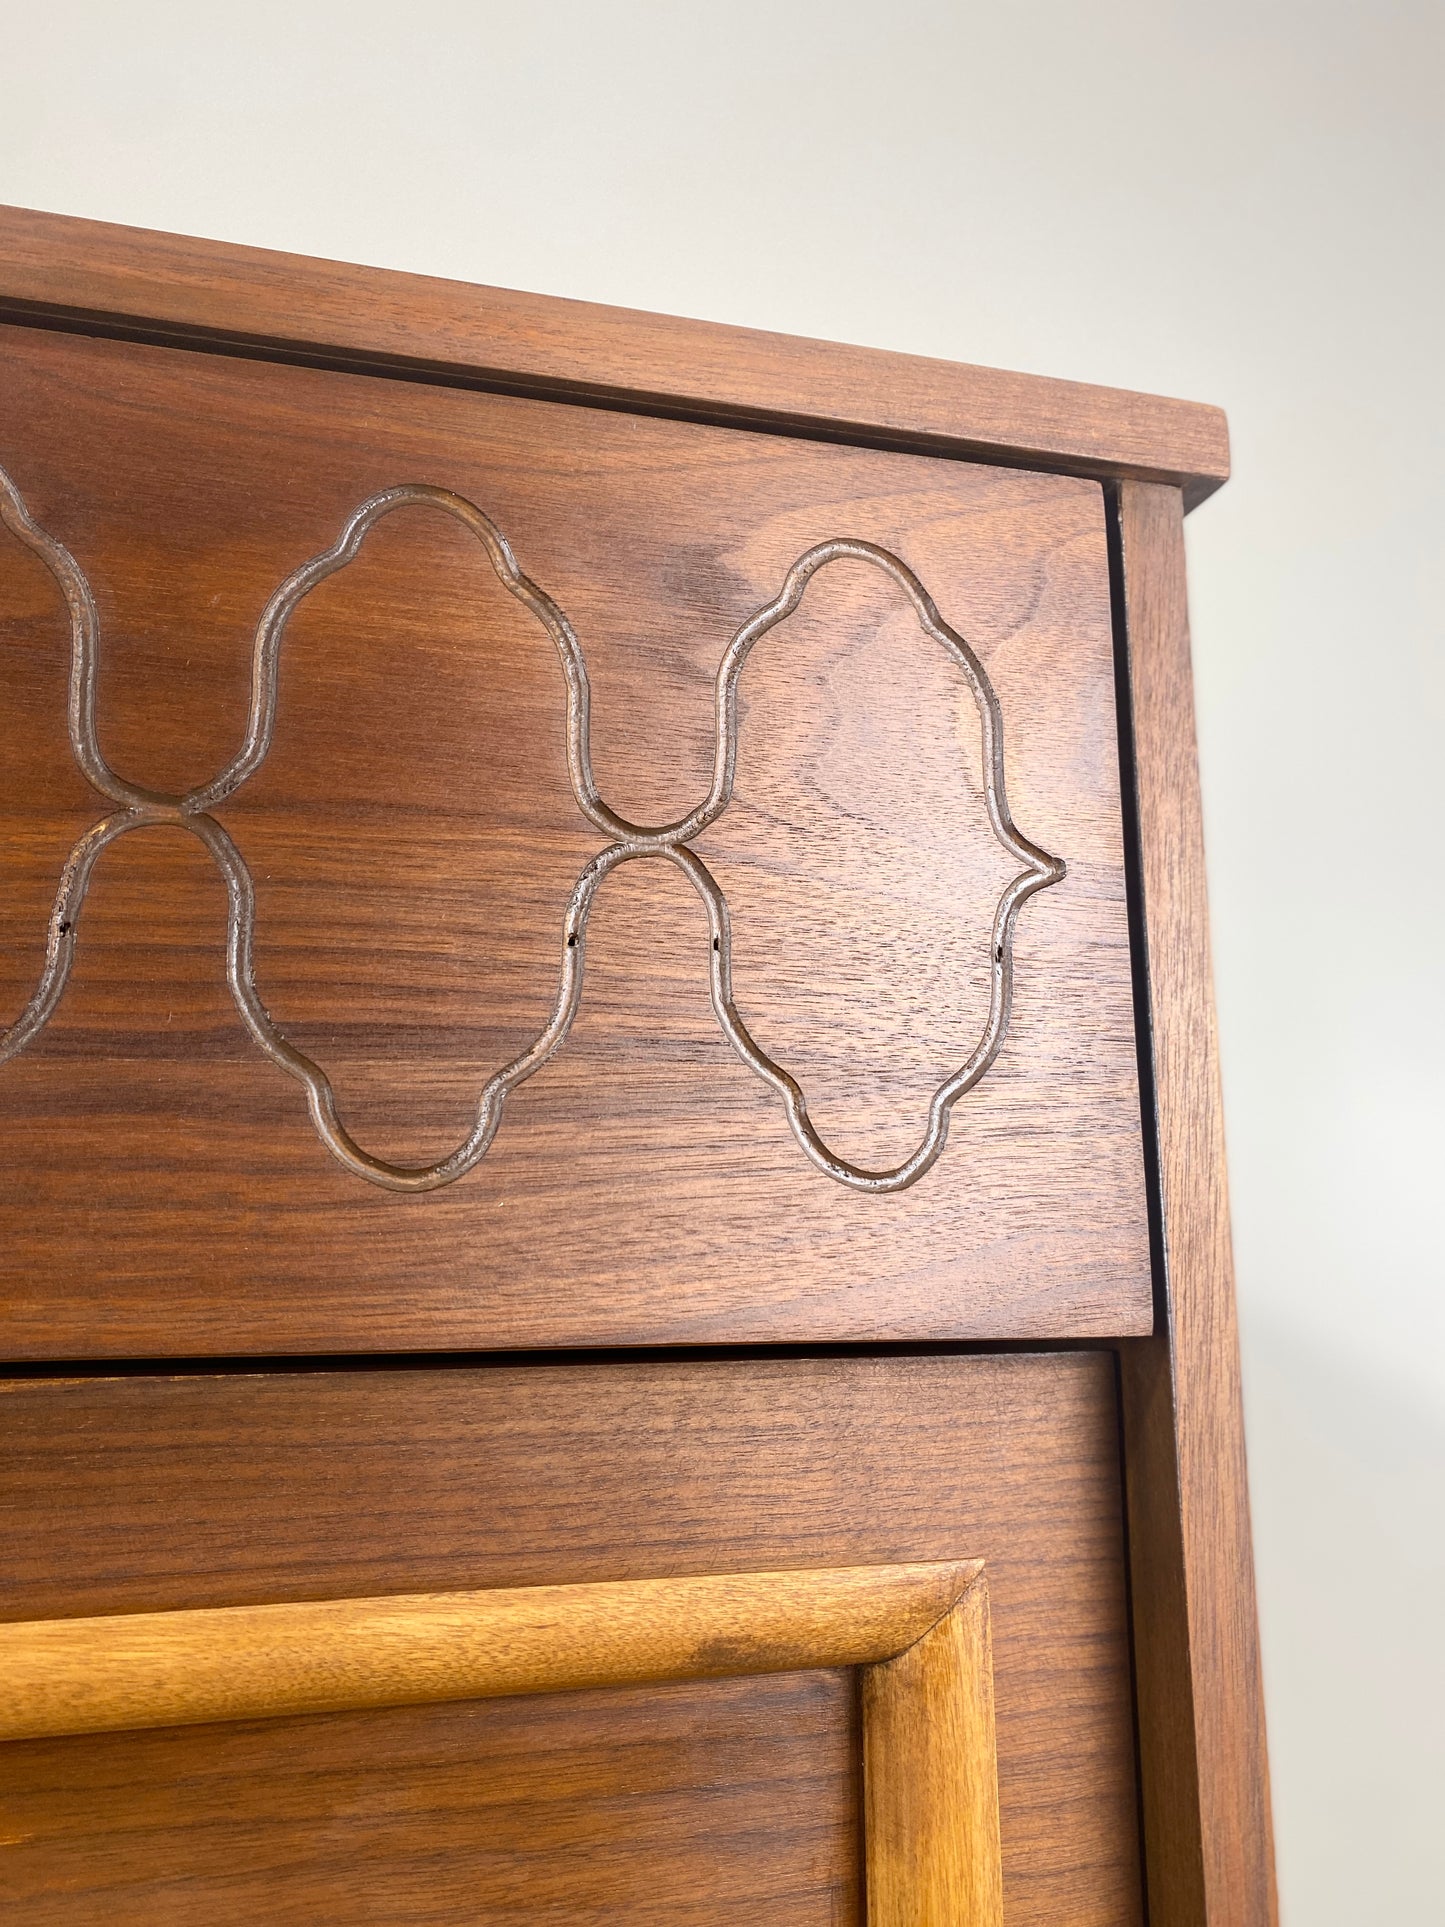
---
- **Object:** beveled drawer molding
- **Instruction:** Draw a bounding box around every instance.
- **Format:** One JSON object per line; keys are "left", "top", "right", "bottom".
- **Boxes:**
{"left": 0, "top": 460, "right": 1060, "bottom": 1197}
{"left": 0, "top": 1560, "right": 1001, "bottom": 1927}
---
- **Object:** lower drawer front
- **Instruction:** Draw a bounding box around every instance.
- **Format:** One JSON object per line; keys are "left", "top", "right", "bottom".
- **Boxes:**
{"left": 0, "top": 1353, "right": 1141, "bottom": 1924}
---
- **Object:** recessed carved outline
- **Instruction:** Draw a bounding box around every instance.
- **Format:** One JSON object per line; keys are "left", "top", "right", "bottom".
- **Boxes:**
{"left": 0, "top": 462, "right": 1064, "bottom": 1194}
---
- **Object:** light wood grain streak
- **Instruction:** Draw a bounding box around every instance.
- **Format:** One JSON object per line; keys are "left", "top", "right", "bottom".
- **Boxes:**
{"left": 0, "top": 203, "right": 1228, "bottom": 505}
{"left": 864, "top": 1570, "right": 1003, "bottom": 1927}
{"left": 1116, "top": 480, "right": 1276, "bottom": 1923}
{"left": 0, "top": 1561, "right": 980, "bottom": 1743}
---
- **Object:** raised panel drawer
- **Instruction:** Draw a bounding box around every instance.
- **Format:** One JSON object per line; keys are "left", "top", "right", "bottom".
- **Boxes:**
{"left": 0, "top": 1352, "right": 1141, "bottom": 1924}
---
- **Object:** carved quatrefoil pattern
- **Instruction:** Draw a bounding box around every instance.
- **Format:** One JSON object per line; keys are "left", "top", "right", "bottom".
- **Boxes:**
{"left": 0, "top": 461, "right": 1064, "bottom": 1193}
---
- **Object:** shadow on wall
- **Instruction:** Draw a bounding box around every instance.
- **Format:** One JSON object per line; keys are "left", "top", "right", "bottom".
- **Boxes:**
{"left": 1241, "top": 1314, "right": 1445, "bottom": 1926}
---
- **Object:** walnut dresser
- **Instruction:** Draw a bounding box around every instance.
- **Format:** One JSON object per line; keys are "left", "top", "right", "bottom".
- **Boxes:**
{"left": 0, "top": 205, "right": 1274, "bottom": 1925}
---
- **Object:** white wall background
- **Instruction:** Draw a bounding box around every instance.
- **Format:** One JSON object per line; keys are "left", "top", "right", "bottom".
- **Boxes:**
{"left": 2, "top": 4, "right": 1440, "bottom": 1917}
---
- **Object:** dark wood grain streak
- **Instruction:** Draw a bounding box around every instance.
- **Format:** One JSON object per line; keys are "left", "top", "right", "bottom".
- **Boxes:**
{"left": 0, "top": 1353, "right": 1142, "bottom": 1926}
{"left": 1114, "top": 482, "right": 1276, "bottom": 1925}
{"left": 0, "top": 204, "right": 1229, "bottom": 507}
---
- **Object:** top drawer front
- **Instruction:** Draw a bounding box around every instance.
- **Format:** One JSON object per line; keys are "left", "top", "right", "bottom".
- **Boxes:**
{"left": 0, "top": 323, "right": 1149, "bottom": 1354}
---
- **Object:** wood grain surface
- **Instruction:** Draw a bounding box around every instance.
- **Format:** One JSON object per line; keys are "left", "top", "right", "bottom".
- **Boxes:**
{"left": 1114, "top": 482, "right": 1276, "bottom": 1924}
{"left": 0, "top": 1561, "right": 981, "bottom": 1741}
{"left": 0, "top": 320, "right": 1149, "bottom": 1355}
{"left": 0, "top": 1675, "right": 864, "bottom": 1926}
{"left": 2, "top": 1562, "right": 1001, "bottom": 1924}
{"left": 864, "top": 1572, "right": 1003, "bottom": 1927}
{"left": 0, "top": 1352, "right": 1141, "bottom": 1925}
{"left": 0, "top": 214, "right": 1272, "bottom": 1927}
{"left": 0, "top": 203, "right": 1229, "bottom": 507}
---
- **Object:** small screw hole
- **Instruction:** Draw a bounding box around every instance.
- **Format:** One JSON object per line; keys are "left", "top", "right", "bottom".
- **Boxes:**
{"left": 567, "top": 933, "right": 577, "bottom": 948}
{"left": 995, "top": 944, "right": 1003, "bottom": 962}
{"left": 712, "top": 936, "right": 720, "bottom": 952}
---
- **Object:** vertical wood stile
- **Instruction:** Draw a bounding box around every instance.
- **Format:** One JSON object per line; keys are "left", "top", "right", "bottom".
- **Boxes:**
{"left": 1116, "top": 479, "right": 1277, "bottom": 1925}
{"left": 862, "top": 1571, "right": 1003, "bottom": 1927}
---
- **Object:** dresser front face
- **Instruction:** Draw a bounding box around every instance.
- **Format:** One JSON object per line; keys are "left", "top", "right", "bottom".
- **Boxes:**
{"left": 0, "top": 1353, "right": 1142, "bottom": 1926}
{"left": 0, "top": 322, "right": 1148, "bottom": 1357}
{"left": 0, "top": 201, "right": 1284, "bottom": 1927}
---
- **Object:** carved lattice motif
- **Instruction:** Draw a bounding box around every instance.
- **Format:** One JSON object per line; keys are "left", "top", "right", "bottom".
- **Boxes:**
{"left": 0, "top": 465, "right": 1063, "bottom": 1192}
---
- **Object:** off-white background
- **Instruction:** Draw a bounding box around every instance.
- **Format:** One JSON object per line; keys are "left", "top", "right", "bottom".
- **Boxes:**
{"left": 2, "top": 4, "right": 1440, "bottom": 1918}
